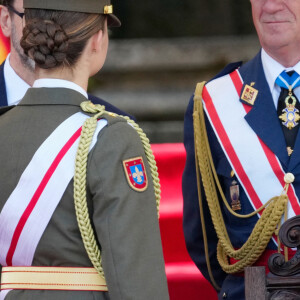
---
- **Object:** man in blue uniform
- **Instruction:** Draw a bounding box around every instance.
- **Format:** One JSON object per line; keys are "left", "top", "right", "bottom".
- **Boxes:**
{"left": 0, "top": 0, "right": 133, "bottom": 118}
{"left": 183, "top": 1, "right": 300, "bottom": 299}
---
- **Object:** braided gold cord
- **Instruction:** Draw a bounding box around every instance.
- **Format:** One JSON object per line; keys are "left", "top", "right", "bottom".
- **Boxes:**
{"left": 74, "top": 105, "right": 104, "bottom": 277}
{"left": 193, "top": 83, "right": 288, "bottom": 274}
{"left": 118, "top": 115, "right": 161, "bottom": 217}
{"left": 74, "top": 101, "right": 161, "bottom": 279}
{"left": 80, "top": 101, "right": 160, "bottom": 217}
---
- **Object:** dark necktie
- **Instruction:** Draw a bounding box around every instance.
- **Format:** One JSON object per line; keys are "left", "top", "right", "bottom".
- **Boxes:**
{"left": 276, "top": 71, "right": 300, "bottom": 155}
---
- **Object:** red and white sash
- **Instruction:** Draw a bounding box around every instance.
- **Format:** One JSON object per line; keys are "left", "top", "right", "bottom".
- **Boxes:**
{"left": 0, "top": 112, "right": 107, "bottom": 299}
{"left": 202, "top": 70, "right": 300, "bottom": 220}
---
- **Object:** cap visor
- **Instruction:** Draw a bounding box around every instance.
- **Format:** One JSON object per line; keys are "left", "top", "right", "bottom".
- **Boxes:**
{"left": 107, "top": 14, "right": 121, "bottom": 27}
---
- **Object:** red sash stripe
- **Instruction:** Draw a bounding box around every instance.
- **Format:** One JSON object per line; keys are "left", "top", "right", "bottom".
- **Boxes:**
{"left": 229, "top": 70, "right": 243, "bottom": 98}
{"left": 6, "top": 127, "right": 83, "bottom": 266}
{"left": 203, "top": 84, "right": 262, "bottom": 212}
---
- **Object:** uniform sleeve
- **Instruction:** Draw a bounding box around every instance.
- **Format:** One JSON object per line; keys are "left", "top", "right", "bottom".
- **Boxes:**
{"left": 182, "top": 96, "right": 227, "bottom": 289}
{"left": 87, "top": 120, "right": 169, "bottom": 300}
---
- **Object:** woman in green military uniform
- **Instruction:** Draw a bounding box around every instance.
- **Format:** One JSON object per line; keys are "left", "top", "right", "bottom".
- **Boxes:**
{"left": 0, "top": 1, "right": 169, "bottom": 299}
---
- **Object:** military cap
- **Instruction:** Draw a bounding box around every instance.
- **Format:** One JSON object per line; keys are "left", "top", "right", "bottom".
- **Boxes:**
{"left": 23, "top": 0, "right": 121, "bottom": 27}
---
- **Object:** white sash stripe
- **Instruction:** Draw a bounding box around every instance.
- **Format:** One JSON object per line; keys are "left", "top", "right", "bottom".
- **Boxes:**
{"left": 293, "top": 76, "right": 300, "bottom": 89}
{"left": 0, "top": 112, "right": 107, "bottom": 268}
{"left": 0, "top": 291, "right": 9, "bottom": 300}
{"left": 278, "top": 75, "right": 289, "bottom": 89}
{"left": 203, "top": 71, "right": 297, "bottom": 220}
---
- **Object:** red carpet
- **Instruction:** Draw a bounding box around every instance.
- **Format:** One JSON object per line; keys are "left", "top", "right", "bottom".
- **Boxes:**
{"left": 151, "top": 143, "right": 217, "bottom": 300}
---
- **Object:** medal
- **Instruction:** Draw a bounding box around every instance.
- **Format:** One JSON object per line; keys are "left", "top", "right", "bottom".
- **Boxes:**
{"left": 279, "top": 87, "right": 300, "bottom": 130}
{"left": 241, "top": 82, "right": 258, "bottom": 106}
{"left": 230, "top": 181, "right": 241, "bottom": 211}
{"left": 287, "top": 147, "right": 294, "bottom": 156}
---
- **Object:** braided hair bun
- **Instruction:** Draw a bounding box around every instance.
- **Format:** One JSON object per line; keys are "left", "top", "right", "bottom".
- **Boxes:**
{"left": 21, "top": 19, "right": 69, "bottom": 69}
{"left": 21, "top": 9, "right": 106, "bottom": 70}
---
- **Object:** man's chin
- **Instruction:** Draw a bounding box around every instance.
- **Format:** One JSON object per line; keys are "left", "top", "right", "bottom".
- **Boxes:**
{"left": 260, "top": 32, "right": 291, "bottom": 51}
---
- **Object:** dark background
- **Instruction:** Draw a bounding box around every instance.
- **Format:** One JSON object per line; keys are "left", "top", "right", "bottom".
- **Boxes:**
{"left": 113, "top": 0, "right": 255, "bottom": 39}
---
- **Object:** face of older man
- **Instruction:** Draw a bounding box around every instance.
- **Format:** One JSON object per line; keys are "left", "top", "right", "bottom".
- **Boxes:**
{"left": 9, "top": 0, "right": 34, "bottom": 71}
{"left": 251, "top": 0, "right": 300, "bottom": 66}
{"left": 0, "top": 0, "right": 35, "bottom": 84}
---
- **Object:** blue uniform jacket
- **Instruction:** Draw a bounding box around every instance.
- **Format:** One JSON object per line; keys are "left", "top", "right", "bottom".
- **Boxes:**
{"left": 182, "top": 51, "right": 300, "bottom": 300}
{"left": 0, "top": 61, "right": 135, "bottom": 120}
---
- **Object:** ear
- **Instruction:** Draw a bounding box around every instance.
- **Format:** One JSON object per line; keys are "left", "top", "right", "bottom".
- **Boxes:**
{"left": 0, "top": 5, "right": 12, "bottom": 38}
{"left": 90, "top": 29, "right": 104, "bottom": 53}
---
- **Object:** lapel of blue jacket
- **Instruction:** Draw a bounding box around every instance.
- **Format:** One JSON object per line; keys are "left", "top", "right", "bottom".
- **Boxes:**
{"left": 0, "top": 61, "right": 8, "bottom": 107}
{"left": 239, "top": 51, "right": 289, "bottom": 170}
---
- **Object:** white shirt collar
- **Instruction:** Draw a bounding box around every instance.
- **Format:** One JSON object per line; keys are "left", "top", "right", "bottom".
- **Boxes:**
{"left": 33, "top": 78, "right": 88, "bottom": 99}
{"left": 4, "top": 53, "right": 31, "bottom": 106}
{"left": 261, "top": 49, "right": 300, "bottom": 94}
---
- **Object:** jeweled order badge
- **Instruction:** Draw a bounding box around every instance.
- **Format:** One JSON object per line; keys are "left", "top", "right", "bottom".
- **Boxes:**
{"left": 241, "top": 83, "right": 258, "bottom": 106}
{"left": 123, "top": 157, "right": 148, "bottom": 192}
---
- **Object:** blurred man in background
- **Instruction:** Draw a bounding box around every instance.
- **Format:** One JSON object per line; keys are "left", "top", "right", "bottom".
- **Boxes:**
{"left": 0, "top": 0, "right": 33, "bottom": 106}
{"left": 183, "top": 0, "right": 300, "bottom": 299}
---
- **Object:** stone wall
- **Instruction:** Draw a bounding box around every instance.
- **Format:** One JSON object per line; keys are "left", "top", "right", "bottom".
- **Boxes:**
{"left": 89, "top": 35, "right": 260, "bottom": 143}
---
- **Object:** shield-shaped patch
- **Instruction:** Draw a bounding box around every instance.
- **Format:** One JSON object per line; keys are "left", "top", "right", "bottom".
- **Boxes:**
{"left": 123, "top": 157, "right": 148, "bottom": 192}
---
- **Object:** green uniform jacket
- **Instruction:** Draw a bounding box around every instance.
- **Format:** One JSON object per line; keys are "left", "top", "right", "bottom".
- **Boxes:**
{"left": 0, "top": 87, "right": 169, "bottom": 300}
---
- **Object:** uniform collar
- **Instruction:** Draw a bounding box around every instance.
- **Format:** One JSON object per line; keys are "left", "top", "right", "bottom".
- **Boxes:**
{"left": 261, "top": 49, "right": 300, "bottom": 95}
{"left": 33, "top": 78, "right": 88, "bottom": 99}
{"left": 19, "top": 86, "right": 88, "bottom": 107}
{"left": 4, "top": 53, "right": 30, "bottom": 105}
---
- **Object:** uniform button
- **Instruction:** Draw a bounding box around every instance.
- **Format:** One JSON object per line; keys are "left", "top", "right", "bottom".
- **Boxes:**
{"left": 284, "top": 173, "right": 295, "bottom": 184}
{"left": 223, "top": 292, "right": 227, "bottom": 299}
